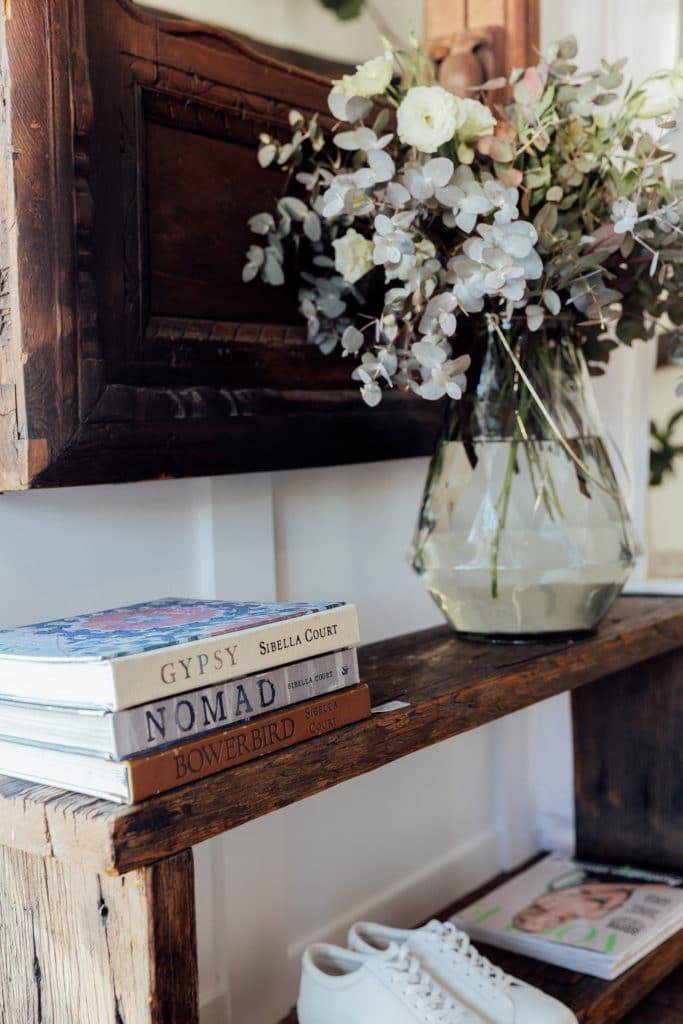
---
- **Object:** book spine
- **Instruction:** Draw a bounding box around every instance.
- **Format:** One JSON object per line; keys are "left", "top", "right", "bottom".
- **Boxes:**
{"left": 110, "top": 604, "right": 360, "bottom": 711}
{"left": 112, "top": 648, "right": 360, "bottom": 759}
{"left": 126, "top": 683, "right": 371, "bottom": 803}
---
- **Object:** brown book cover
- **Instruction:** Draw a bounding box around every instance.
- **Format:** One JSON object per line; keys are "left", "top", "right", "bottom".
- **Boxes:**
{"left": 126, "top": 683, "right": 370, "bottom": 802}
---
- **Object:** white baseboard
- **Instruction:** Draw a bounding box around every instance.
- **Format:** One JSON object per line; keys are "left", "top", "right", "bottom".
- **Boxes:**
{"left": 200, "top": 988, "right": 231, "bottom": 1024}
{"left": 535, "top": 812, "right": 575, "bottom": 856}
{"left": 287, "top": 827, "right": 501, "bottom": 962}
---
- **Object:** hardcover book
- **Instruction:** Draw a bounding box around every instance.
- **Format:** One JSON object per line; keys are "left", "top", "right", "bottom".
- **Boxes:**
{"left": 454, "top": 853, "right": 683, "bottom": 980}
{"left": 0, "top": 684, "right": 371, "bottom": 803}
{"left": 0, "top": 648, "right": 360, "bottom": 759}
{"left": 0, "top": 598, "right": 360, "bottom": 710}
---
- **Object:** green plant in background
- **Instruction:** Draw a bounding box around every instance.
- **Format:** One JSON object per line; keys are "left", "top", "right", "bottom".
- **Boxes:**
{"left": 316, "top": 0, "right": 403, "bottom": 47}
{"left": 318, "top": 0, "right": 365, "bottom": 19}
{"left": 650, "top": 408, "right": 683, "bottom": 486}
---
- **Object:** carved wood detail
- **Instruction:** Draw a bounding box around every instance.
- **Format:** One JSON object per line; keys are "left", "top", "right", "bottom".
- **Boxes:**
{"left": 424, "top": 0, "right": 540, "bottom": 97}
{"left": 429, "top": 28, "right": 501, "bottom": 97}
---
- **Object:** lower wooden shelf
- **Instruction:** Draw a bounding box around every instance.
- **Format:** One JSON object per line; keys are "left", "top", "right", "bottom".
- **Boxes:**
{"left": 279, "top": 860, "right": 683, "bottom": 1024}
{"left": 621, "top": 966, "right": 683, "bottom": 1023}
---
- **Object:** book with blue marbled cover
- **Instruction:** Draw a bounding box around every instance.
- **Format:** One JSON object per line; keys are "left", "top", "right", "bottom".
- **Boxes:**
{"left": 0, "top": 598, "right": 343, "bottom": 661}
{"left": 0, "top": 598, "right": 359, "bottom": 710}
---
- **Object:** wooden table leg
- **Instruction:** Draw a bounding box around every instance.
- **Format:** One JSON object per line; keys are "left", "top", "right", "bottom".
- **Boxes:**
{"left": 0, "top": 844, "right": 199, "bottom": 1023}
{"left": 573, "top": 647, "right": 683, "bottom": 872}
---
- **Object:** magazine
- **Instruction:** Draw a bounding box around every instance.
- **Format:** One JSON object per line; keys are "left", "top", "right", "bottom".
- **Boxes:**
{"left": 454, "top": 853, "right": 683, "bottom": 980}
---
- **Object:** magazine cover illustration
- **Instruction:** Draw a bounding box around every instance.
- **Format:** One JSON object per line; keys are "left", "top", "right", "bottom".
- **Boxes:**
{"left": 456, "top": 853, "right": 683, "bottom": 962}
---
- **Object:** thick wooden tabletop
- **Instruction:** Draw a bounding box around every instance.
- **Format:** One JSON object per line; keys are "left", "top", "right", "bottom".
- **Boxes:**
{"left": 0, "top": 596, "right": 682, "bottom": 875}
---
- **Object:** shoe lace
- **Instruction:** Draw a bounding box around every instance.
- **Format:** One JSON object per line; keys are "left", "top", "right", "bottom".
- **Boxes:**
{"left": 433, "top": 922, "right": 513, "bottom": 989}
{"left": 387, "top": 943, "right": 469, "bottom": 1022}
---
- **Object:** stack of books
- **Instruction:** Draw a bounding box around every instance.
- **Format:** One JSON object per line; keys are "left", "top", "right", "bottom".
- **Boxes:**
{"left": 0, "top": 597, "right": 367, "bottom": 804}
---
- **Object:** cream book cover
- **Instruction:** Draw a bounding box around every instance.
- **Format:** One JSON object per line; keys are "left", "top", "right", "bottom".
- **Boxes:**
{"left": 0, "top": 598, "right": 360, "bottom": 710}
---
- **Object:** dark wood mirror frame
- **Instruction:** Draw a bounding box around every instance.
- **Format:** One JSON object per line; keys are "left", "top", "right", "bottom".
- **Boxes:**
{"left": 0, "top": 0, "right": 446, "bottom": 490}
{"left": 0, "top": 0, "right": 537, "bottom": 490}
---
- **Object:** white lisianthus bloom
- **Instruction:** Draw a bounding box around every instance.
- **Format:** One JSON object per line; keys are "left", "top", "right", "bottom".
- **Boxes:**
{"left": 633, "top": 76, "right": 679, "bottom": 119}
{"left": 457, "top": 98, "right": 497, "bottom": 143}
{"left": 333, "top": 228, "right": 374, "bottom": 284}
{"left": 397, "top": 86, "right": 463, "bottom": 154}
{"left": 337, "top": 54, "right": 394, "bottom": 99}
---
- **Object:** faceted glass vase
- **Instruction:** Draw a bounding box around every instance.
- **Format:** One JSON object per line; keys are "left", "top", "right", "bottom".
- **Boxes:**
{"left": 411, "top": 325, "right": 639, "bottom": 641}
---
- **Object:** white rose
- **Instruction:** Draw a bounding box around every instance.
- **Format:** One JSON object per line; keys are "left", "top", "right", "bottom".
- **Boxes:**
{"left": 337, "top": 54, "right": 393, "bottom": 99}
{"left": 457, "top": 98, "right": 497, "bottom": 143}
{"left": 633, "top": 76, "right": 679, "bottom": 119}
{"left": 333, "top": 228, "right": 374, "bottom": 284}
{"left": 397, "top": 85, "right": 462, "bottom": 154}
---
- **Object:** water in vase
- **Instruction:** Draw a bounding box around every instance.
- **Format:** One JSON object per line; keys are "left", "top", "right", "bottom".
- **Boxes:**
{"left": 411, "top": 436, "right": 637, "bottom": 639}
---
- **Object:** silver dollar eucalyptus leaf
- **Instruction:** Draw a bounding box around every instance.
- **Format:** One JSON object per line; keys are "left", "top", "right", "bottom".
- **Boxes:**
{"left": 303, "top": 212, "right": 322, "bottom": 242}
{"left": 341, "top": 325, "right": 365, "bottom": 354}
{"left": 257, "top": 144, "right": 277, "bottom": 168}
{"left": 248, "top": 212, "right": 275, "bottom": 235}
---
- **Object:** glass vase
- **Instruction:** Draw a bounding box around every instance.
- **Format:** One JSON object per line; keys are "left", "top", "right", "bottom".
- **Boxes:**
{"left": 410, "top": 321, "right": 638, "bottom": 641}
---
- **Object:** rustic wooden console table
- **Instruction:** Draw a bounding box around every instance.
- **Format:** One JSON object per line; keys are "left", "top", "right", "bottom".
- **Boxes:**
{"left": 1, "top": 596, "right": 682, "bottom": 1023}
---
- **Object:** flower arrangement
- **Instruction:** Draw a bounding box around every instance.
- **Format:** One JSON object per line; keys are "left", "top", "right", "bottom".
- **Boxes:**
{"left": 244, "top": 36, "right": 683, "bottom": 410}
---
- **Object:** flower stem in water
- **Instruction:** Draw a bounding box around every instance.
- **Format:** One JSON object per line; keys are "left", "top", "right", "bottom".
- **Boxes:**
{"left": 490, "top": 439, "right": 518, "bottom": 599}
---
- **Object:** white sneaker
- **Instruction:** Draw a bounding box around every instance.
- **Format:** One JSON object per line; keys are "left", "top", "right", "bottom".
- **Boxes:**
{"left": 297, "top": 941, "right": 486, "bottom": 1024}
{"left": 348, "top": 920, "right": 578, "bottom": 1024}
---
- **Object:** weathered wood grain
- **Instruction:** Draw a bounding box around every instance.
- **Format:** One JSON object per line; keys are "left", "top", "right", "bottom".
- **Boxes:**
{"left": 0, "top": 11, "right": 27, "bottom": 492}
{"left": 0, "top": 596, "right": 681, "bottom": 877}
{"left": 423, "top": 0, "right": 467, "bottom": 39}
{"left": 0, "top": 845, "right": 198, "bottom": 1023}
{"left": 573, "top": 647, "right": 683, "bottom": 872}
{"left": 280, "top": 858, "right": 683, "bottom": 1024}
{"left": 146, "top": 850, "right": 199, "bottom": 1024}
{"left": 507, "top": 0, "right": 540, "bottom": 68}
{"left": 621, "top": 967, "right": 683, "bottom": 1023}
